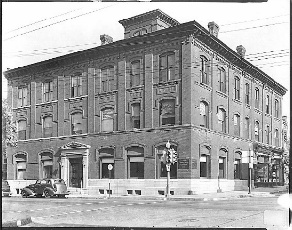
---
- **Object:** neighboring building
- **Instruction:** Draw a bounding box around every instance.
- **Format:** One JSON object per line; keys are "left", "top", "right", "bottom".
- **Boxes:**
{"left": 3, "top": 9, "right": 287, "bottom": 195}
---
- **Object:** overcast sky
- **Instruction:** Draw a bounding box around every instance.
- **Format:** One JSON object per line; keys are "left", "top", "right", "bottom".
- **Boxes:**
{"left": 2, "top": 0, "right": 290, "bottom": 122}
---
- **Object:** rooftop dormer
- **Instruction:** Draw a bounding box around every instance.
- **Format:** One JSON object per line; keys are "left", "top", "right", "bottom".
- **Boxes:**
{"left": 119, "top": 9, "right": 180, "bottom": 39}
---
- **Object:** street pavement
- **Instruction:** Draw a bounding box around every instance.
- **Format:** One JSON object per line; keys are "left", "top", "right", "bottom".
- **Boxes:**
{"left": 2, "top": 185, "right": 289, "bottom": 228}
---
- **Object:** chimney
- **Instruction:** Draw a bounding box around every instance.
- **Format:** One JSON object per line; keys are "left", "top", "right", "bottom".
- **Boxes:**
{"left": 236, "top": 45, "right": 246, "bottom": 58}
{"left": 100, "top": 34, "right": 113, "bottom": 45}
{"left": 208, "top": 21, "right": 219, "bottom": 37}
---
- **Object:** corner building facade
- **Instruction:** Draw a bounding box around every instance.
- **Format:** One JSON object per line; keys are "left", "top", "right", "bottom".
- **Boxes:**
{"left": 4, "top": 10, "right": 287, "bottom": 195}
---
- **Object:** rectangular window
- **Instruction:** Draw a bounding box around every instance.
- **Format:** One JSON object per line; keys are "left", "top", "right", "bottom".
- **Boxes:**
{"left": 274, "top": 130, "right": 279, "bottom": 146}
{"left": 18, "top": 87, "right": 28, "bottom": 107}
{"left": 245, "top": 117, "right": 250, "bottom": 139}
{"left": 131, "top": 61, "right": 140, "bottom": 87}
{"left": 275, "top": 100, "right": 279, "bottom": 118}
{"left": 101, "top": 109, "right": 114, "bottom": 132}
{"left": 71, "top": 75, "right": 82, "bottom": 97}
{"left": 43, "top": 116, "right": 53, "bottom": 137}
{"left": 43, "top": 81, "right": 53, "bottom": 102}
{"left": 101, "top": 158, "right": 114, "bottom": 179}
{"left": 160, "top": 100, "right": 175, "bottom": 126}
{"left": 131, "top": 103, "right": 141, "bottom": 129}
{"left": 219, "top": 157, "right": 226, "bottom": 179}
{"left": 266, "top": 95, "right": 270, "bottom": 114}
{"left": 200, "top": 102, "right": 209, "bottom": 128}
{"left": 200, "top": 155, "right": 210, "bottom": 178}
{"left": 18, "top": 120, "right": 27, "bottom": 140}
{"left": 17, "top": 162, "right": 26, "bottom": 179}
{"left": 71, "top": 113, "right": 83, "bottom": 135}
{"left": 159, "top": 53, "right": 175, "bottom": 82}
{"left": 101, "top": 67, "right": 115, "bottom": 92}
{"left": 255, "top": 122, "right": 259, "bottom": 141}
{"left": 200, "top": 56, "right": 208, "bottom": 85}
{"left": 218, "top": 109, "right": 226, "bottom": 133}
{"left": 266, "top": 126, "right": 270, "bottom": 144}
{"left": 219, "top": 68, "right": 226, "bottom": 93}
{"left": 234, "top": 159, "right": 241, "bottom": 179}
{"left": 234, "top": 114, "right": 240, "bottom": 136}
{"left": 255, "top": 89, "right": 260, "bottom": 109}
{"left": 234, "top": 77, "right": 240, "bottom": 100}
{"left": 129, "top": 157, "right": 144, "bottom": 179}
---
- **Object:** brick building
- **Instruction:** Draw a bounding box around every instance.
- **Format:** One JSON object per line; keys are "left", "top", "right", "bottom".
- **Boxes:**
{"left": 3, "top": 9, "right": 287, "bottom": 195}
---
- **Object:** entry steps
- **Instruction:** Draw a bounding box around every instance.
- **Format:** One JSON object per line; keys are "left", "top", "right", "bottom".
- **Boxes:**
{"left": 68, "top": 187, "right": 89, "bottom": 196}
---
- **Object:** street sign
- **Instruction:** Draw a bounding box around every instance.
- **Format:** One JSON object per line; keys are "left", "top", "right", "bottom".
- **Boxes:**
{"left": 108, "top": 164, "right": 113, "bottom": 171}
{"left": 166, "top": 164, "right": 170, "bottom": 171}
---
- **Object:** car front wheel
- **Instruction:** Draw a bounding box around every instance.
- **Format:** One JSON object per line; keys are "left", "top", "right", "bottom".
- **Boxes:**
{"left": 21, "top": 190, "right": 28, "bottom": 198}
{"left": 44, "top": 190, "right": 51, "bottom": 198}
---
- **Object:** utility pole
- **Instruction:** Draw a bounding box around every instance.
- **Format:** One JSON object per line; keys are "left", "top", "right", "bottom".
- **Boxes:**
{"left": 165, "top": 140, "right": 177, "bottom": 200}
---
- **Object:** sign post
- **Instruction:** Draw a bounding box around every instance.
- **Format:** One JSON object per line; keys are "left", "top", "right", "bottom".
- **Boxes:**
{"left": 165, "top": 141, "right": 177, "bottom": 200}
{"left": 108, "top": 164, "right": 113, "bottom": 198}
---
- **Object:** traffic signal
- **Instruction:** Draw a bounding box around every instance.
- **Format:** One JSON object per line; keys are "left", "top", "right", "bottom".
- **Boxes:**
{"left": 169, "top": 148, "right": 177, "bottom": 164}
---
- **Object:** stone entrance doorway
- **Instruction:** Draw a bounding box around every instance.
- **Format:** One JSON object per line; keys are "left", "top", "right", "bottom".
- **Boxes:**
{"left": 69, "top": 157, "right": 83, "bottom": 188}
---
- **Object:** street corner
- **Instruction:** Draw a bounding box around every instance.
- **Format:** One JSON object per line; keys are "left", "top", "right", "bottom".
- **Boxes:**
{"left": 2, "top": 217, "right": 32, "bottom": 227}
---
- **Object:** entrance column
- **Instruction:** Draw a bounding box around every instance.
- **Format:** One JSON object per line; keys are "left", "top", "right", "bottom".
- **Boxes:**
{"left": 82, "top": 150, "right": 89, "bottom": 188}
{"left": 61, "top": 156, "right": 69, "bottom": 186}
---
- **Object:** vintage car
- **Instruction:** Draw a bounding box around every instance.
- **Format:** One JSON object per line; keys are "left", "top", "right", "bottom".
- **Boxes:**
{"left": 21, "top": 178, "right": 69, "bottom": 198}
{"left": 2, "top": 180, "right": 11, "bottom": 197}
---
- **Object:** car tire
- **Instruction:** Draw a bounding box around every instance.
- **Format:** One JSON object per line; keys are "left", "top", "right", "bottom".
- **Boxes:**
{"left": 21, "top": 190, "right": 28, "bottom": 198}
{"left": 44, "top": 190, "right": 51, "bottom": 198}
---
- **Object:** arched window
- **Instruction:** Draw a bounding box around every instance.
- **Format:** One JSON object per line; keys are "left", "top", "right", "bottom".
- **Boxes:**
{"left": 159, "top": 52, "right": 175, "bottom": 82}
{"left": 101, "top": 108, "right": 114, "bottom": 132}
{"left": 219, "top": 149, "right": 227, "bottom": 179}
{"left": 234, "top": 151, "right": 242, "bottom": 179}
{"left": 43, "top": 116, "right": 53, "bottom": 137}
{"left": 266, "top": 95, "right": 270, "bottom": 114}
{"left": 218, "top": 67, "right": 226, "bottom": 93}
{"left": 255, "top": 121, "right": 260, "bottom": 141}
{"left": 199, "top": 101, "right": 209, "bottom": 128}
{"left": 266, "top": 125, "right": 270, "bottom": 144}
{"left": 218, "top": 108, "right": 226, "bottom": 133}
{"left": 274, "top": 129, "right": 279, "bottom": 146}
{"left": 14, "top": 153, "right": 27, "bottom": 180}
{"left": 40, "top": 152, "right": 53, "bottom": 179}
{"left": 275, "top": 99, "right": 279, "bottom": 118}
{"left": 234, "top": 114, "right": 240, "bottom": 136}
{"left": 71, "top": 112, "right": 82, "bottom": 135}
{"left": 130, "top": 60, "right": 141, "bottom": 87}
{"left": 200, "top": 145, "right": 211, "bottom": 178}
{"left": 234, "top": 77, "right": 240, "bottom": 100}
{"left": 160, "top": 99, "right": 175, "bottom": 126}
{"left": 245, "top": 83, "right": 250, "bottom": 105}
{"left": 255, "top": 87, "right": 260, "bottom": 109}
{"left": 18, "top": 120, "right": 27, "bottom": 140}
{"left": 99, "top": 148, "right": 114, "bottom": 179}
{"left": 245, "top": 117, "right": 250, "bottom": 139}
{"left": 200, "top": 56, "right": 209, "bottom": 85}
{"left": 155, "top": 143, "right": 177, "bottom": 179}
{"left": 71, "top": 74, "right": 82, "bottom": 97}
{"left": 126, "top": 146, "right": 144, "bottom": 179}
{"left": 101, "top": 66, "right": 115, "bottom": 92}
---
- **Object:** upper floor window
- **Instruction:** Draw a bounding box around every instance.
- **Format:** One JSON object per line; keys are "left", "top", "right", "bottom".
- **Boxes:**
{"left": 18, "top": 87, "right": 28, "bottom": 107}
{"left": 133, "top": 28, "right": 147, "bottom": 37}
{"left": 199, "top": 101, "right": 209, "bottom": 128}
{"left": 43, "top": 116, "right": 53, "bottom": 138}
{"left": 234, "top": 77, "right": 240, "bottom": 100}
{"left": 159, "top": 52, "right": 175, "bottom": 82}
{"left": 255, "top": 121, "right": 260, "bottom": 141}
{"left": 200, "top": 56, "right": 209, "bottom": 85}
{"left": 160, "top": 99, "right": 175, "bottom": 126}
{"left": 218, "top": 108, "right": 226, "bottom": 133}
{"left": 255, "top": 88, "right": 260, "bottom": 109}
{"left": 274, "top": 129, "right": 279, "bottom": 146}
{"left": 101, "top": 66, "right": 115, "bottom": 92}
{"left": 266, "top": 95, "right": 270, "bottom": 114}
{"left": 43, "top": 81, "right": 53, "bottom": 102}
{"left": 218, "top": 67, "right": 226, "bottom": 93}
{"left": 275, "top": 99, "right": 279, "bottom": 118}
{"left": 71, "top": 75, "right": 82, "bottom": 97}
{"left": 130, "top": 61, "right": 141, "bottom": 87}
{"left": 266, "top": 125, "right": 270, "bottom": 144}
{"left": 245, "top": 83, "right": 250, "bottom": 105}
{"left": 18, "top": 120, "right": 27, "bottom": 140}
{"left": 131, "top": 103, "right": 141, "bottom": 129}
{"left": 71, "top": 112, "right": 82, "bottom": 135}
{"left": 234, "top": 114, "right": 240, "bottom": 136}
{"left": 101, "top": 108, "right": 114, "bottom": 132}
{"left": 245, "top": 117, "right": 250, "bottom": 139}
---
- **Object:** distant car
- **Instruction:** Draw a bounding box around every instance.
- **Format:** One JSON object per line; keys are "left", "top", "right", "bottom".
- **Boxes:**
{"left": 2, "top": 180, "right": 11, "bottom": 197}
{"left": 21, "top": 178, "right": 69, "bottom": 198}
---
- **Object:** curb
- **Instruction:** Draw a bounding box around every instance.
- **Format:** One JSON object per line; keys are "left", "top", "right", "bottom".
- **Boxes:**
{"left": 2, "top": 217, "right": 32, "bottom": 227}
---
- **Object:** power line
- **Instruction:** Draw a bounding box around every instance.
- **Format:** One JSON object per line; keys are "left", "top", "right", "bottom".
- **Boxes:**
{"left": 246, "top": 53, "right": 289, "bottom": 61}
{"left": 220, "top": 14, "right": 289, "bottom": 26}
{"left": 5, "top": 7, "right": 85, "bottom": 34}
{"left": 245, "top": 49, "right": 289, "bottom": 57}
{"left": 221, "top": 21, "right": 288, "bottom": 33}
{"left": 3, "top": 4, "right": 117, "bottom": 41}
{"left": 256, "top": 61, "right": 289, "bottom": 66}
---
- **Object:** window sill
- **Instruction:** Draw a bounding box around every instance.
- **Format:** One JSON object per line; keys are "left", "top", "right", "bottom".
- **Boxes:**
{"left": 98, "top": 90, "right": 118, "bottom": 96}
{"left": 232, "top": 99, "right": 242, "bottom": 105}
{"left": 265, "top": 113, "right": 272, "bottom": 118}
{"left": 254, "top": 108, "right": 262, "bottom": 114}
{"left": 216, "top": 90, "right": 227, "bottom": 98}
{"left": 127, "top": 85, "right": 144, "bottom": 90}
{"left": 13, "top": 105, "right": 31, "bottom": 110}
{"left": 199, "top": 82, "right": 212, "bottom": 91}
{"left": 154, "top": 79, "right": 181, "bottom": 86}
{"left": 245, "top": 104, "right": 251, "bottom": 109}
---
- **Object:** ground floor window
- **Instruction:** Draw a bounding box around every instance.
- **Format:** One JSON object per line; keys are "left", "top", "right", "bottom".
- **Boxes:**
{"left": 17, "top": 162, "right": 26, "bottom": 179}
{"left": 234, "top": 159, "right": 241, "bottom": 179}
{"left": 129, "top": 157, "right": 144, "bottom": 179}
{"left": 42, "top": 161, "right": 53, "bottom": 178}
{"left": 200, "top": 154, "right": 210, "bottom": 178}
{"left": 219, "top": 157, "right": 226, "bottom": 179}
{"left": 101, "top": 158, "right": 114, "bottom": 179}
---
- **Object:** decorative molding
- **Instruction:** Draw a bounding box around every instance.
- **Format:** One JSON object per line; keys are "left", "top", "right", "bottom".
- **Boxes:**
{"left": 60, "top": 141, "right": 91, "bottom": 150}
